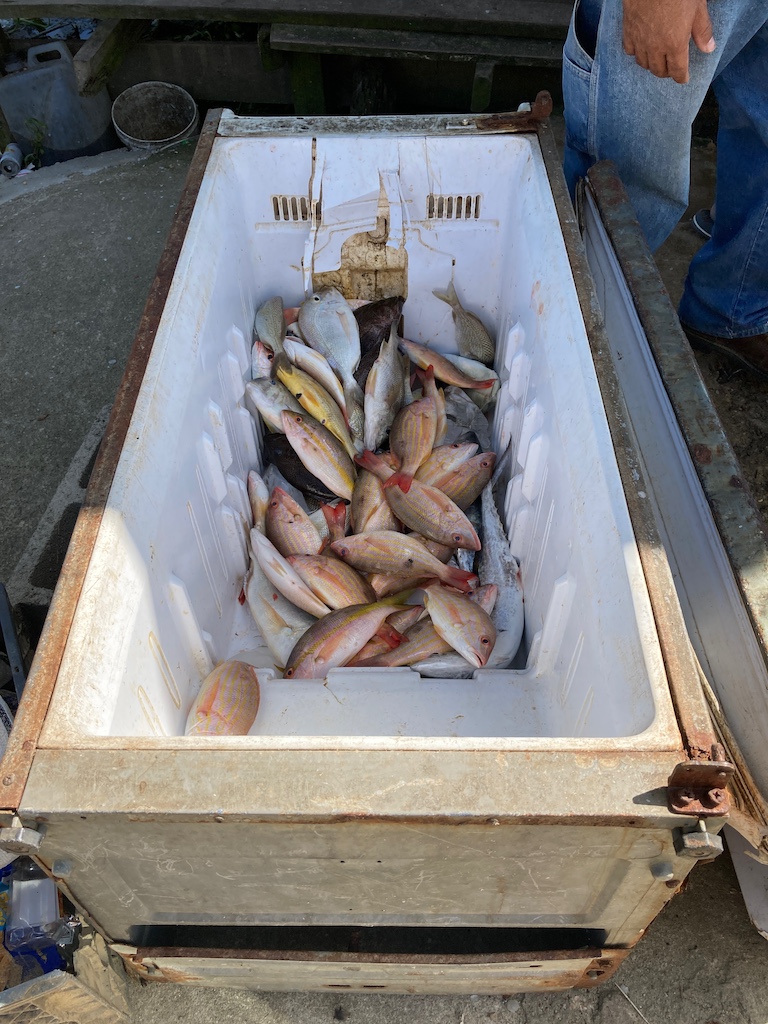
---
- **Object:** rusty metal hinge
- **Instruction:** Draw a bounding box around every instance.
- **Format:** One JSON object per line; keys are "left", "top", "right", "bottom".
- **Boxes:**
{"left": 474, "top": 90, "right": 553, "bottom": 133}
{"left": 667, "top": 744, "right": 735, "bottom": 817}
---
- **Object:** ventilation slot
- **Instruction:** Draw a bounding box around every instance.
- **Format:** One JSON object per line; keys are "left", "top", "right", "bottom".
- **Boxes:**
{"left": 427, "top": 194, "right": 482, "bottom": 220}
{"left": 271, "top": 195, "right": 320, "bottom": 222}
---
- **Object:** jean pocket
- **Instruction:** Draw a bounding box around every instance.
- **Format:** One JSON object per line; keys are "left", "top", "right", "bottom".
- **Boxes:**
{"left": 563, "top": 0, "right": 595, "bottom": 77}
{"left": 562, "top": 50, "right": 592, "bottom": 158}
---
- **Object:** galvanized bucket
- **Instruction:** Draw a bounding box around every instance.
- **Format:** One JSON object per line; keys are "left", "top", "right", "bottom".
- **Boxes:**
{"left": 111, "top": 81, "right": 198, "bottom": 151}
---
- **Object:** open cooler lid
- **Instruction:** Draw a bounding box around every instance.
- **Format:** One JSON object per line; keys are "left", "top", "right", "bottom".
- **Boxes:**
{"left": 576, "top": 161, "right": 768, "bottom": 922}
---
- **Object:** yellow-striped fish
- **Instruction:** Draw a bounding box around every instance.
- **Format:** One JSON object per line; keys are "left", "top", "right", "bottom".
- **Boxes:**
{"left": 185, "top": 660, "right": 260, "bottom": 735}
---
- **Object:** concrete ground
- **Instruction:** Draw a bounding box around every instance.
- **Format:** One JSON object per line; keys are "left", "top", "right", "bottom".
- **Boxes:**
{"left": 2, "top": 129, "right": 768, "bottom": 1022}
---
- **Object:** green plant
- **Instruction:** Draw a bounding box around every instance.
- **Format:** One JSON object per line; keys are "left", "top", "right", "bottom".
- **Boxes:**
{"left": 24, "top": 117, "right": 47, "bottom": 168}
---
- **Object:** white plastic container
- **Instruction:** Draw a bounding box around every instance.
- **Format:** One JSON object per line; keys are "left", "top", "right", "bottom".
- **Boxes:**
{"left": 10, "top": 112, "right": 725, "bottom": 993}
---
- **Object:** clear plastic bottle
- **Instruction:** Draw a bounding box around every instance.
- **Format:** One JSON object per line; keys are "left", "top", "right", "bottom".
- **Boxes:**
{"left": 4, "top": 857, "right": 69, "bottom": 953}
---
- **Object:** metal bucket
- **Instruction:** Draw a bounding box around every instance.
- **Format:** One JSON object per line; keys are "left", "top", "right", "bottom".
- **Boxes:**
{"left": 111, "top": 81, "right": 198, "bottom": 151}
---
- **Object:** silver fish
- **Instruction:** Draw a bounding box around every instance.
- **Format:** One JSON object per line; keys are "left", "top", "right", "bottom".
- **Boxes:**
{"left": 478, "top": 480, "right": 525, "bottom": 668}
{"left": 244, "top": 557, "right": 314, "bottom": 668}
{"left": 247, "top": 470, "right": 270, "bottom": 533}
{"left": 433, "top": 281, "right": 495, "bottom": 365}
{"left": 364, "top": 323, "right": 406, "bottom": 451}
{"left": 442, "top": 386, "right": 493, "bottom": 451}
{"left": 251, "top": 338, "right": 275, "bottom": 380}
{"left": 246, "top": 378, "right": 303, "bottom": 434}
{"left": 251, "top": 529, "right": 332, "bottom": 618}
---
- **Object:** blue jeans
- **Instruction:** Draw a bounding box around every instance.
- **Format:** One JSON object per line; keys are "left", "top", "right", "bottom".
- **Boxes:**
{"left": 563, "top": 0, "right": 768, "bottom": 338}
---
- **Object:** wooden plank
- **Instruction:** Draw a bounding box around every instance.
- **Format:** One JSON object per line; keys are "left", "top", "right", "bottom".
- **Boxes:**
{"left": 73, "top": 18, "right": 150, "bottom": 95}
{"left": 0, "top": 1, "right": 573, "bottom": 39}
{"left": 108, "top": 40, "right": 293, "bottom": 104}
{"left": 270, "top": 23, "right": 564, "bottom": 64}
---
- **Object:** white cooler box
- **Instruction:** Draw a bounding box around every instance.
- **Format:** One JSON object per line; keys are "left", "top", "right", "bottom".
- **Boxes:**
{"left": 2, "top": 108, "right": 762, "bottom": 996}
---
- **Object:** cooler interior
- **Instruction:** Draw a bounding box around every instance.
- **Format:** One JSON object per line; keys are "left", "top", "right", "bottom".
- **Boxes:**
{"left": 38, "top": 124, "right": 677, "bottom": 748}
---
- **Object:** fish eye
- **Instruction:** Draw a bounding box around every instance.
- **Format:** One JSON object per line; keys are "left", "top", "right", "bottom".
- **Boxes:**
{"left": 312, "top": 294, "right": 321, "bottom": 302}
{"left": 270, "top": 500, "right": 278, "bottom": 508}
{"left": 285, "top": 668, "right": 294, "bottom": 677}
{"left": 453, "top": 533, "right": 463, "bottom": 543}
{"left": 338, "top": 546, "right": 348, "bottom": 556}
{"left": 480, "top": 637, "right": 490, "bottom": 645}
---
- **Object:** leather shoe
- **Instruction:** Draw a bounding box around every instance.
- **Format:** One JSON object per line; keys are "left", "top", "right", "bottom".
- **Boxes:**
{"left": 681, "top": 323, "right": 768, "bottom": 382}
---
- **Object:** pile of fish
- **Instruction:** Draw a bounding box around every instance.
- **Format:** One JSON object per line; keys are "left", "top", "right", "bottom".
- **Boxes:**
{"left": 184, "top": 285, "right": 524, "bottom": 736}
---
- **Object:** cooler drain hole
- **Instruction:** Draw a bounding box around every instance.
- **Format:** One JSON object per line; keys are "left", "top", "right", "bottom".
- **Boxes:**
{"left": 427, "top": 194, "right": 482, "bottom": 219}
{"left": 272, "top": 195, "right": 321, "bottom": 222}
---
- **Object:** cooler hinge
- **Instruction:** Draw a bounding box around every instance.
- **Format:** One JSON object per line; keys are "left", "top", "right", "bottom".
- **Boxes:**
{"left": 667, "top": 744, "right": 735, "bottom": 817}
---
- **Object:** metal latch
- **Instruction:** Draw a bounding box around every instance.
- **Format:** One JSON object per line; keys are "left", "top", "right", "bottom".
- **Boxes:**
{"left": 674, "top": 819, "right": 724, "bottom": 859}
{"left": 667, "top": 747, "right": 735, "bottom": 817}
{"left": 0, "top": 816, "right": 44, "bottom": 854}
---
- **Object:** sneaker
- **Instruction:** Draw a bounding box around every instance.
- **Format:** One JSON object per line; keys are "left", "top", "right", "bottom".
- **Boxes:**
{"left": 692, "top": 208, "right": 714, "bottom": 239}
{"left": 681, "top": 323, "right": 768, "bottom": 382}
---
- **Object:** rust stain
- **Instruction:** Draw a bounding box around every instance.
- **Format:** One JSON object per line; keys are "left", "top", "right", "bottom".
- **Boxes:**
{"left": 574, "top": 948, "right": 630, "bottom": 988}
{"left": 134, "top": 945, "right": 603, "bottom": 968}
{"left": 692, "top": 443, "right": 712, "bottom": 465}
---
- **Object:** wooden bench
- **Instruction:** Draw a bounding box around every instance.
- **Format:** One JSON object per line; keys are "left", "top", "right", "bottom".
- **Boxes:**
{"left": 1, "top": 1, "right": 571, "bottom": 113}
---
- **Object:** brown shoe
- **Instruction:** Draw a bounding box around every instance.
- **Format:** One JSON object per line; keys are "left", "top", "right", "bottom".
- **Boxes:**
{"left": 681, "top": 323, "right": 768, "bottom": 382}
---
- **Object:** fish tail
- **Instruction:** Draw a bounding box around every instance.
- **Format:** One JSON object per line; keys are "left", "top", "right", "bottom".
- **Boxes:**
{"left": 441, "top": 565, "right": 480, "bottom": 593}
{"left": 354, "top": 449, "right": 389, "bottom": 475}
{"left": 471, "top": 378, "right": 497, "bottom": 390}
{"left": 383, "top": 471, "right": 413, "bottom": 493}
{"left": 433, "top": 283, "right": 456, "bottom": 307}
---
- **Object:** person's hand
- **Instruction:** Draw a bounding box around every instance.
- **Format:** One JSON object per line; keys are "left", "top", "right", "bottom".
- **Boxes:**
{"left": 623, "top": 0, "right": 715, "bottom": 83}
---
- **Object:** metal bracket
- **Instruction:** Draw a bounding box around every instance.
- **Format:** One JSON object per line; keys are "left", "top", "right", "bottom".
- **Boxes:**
{"left": 667, "top": 747, "right": 735, "bottom": 817}
{"left": 474, "top": 90, "right": 553, "bottom": 133}
{"left": 0, "top": 815, "right": 44, "bottom": 854}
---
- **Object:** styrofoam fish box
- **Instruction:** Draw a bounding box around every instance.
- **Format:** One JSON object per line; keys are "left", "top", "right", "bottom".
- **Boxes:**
{"left": 38, "top": 114, "right": 677, "bottom": 751}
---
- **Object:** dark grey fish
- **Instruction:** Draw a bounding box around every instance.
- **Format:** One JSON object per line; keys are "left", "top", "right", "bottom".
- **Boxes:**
{"left": 262, "top": 432, "right": 337, "bottom": 506}
{"left": 354, "top": 296, "right": 405, "bottom": 357}
{"left": 354, "top": 343, "right": 380, "bottom": 391}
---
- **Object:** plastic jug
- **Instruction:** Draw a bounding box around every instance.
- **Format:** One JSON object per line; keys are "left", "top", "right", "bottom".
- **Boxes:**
{"left": 0, "top": 42, "right": 116, "bottom": 166}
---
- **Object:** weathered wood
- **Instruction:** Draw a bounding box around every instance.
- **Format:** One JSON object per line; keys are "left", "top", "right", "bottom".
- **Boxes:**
{"left": 108, "top": 40, "right": 293, "bottom": 104}
{"left": 0, "top": 1, "right": 573, "bottom": 39}
{"left": 270, "top": 23, "right": 565, "bottom": 65}
{"left": 73, "top": 18, "right": 150, "bottom": 95}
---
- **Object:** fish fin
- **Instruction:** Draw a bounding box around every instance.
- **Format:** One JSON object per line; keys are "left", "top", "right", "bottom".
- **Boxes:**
{"left": 374, "top": 623, "right": 407, "bottom": 649}
{"left": 383, "top": 471, "right": 413, "bottom": 493}
{"left": 468, "top": 378, "right": 497, "bottom": 390}
{"left": 321, "top": 501, "right": 348, "bottom": 536}
{"left": 442, "top": 566, "right": 480, "bottom": 593}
